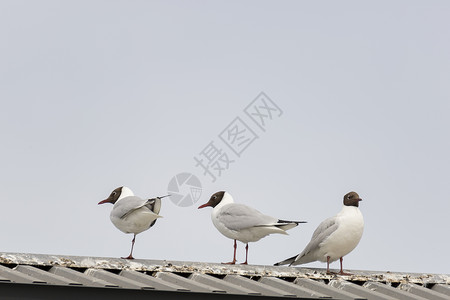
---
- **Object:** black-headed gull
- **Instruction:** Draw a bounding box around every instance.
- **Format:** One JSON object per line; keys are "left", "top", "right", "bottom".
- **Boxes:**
{"left": 274, "top": 191, "right": 364, "bottom": 275}
{"left": 198, "top": 191, "right": 306, "bottom": 265}
{"left": 98, "top": 186, "right": 169, "bottom": 259}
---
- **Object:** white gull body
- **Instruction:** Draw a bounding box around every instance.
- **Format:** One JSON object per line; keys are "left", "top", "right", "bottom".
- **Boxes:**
{"left": 109, "top": 187, "right": 161, "bottom": 234}
{"left": 275, "top": 191, "right": 364, "bottom": 274}
{"left": 99, "top": 186, "right": 166, "bottom": 259}
{"left": 199, "top": 191, "right": 304, "bottom": 264}
{"left": 211, "top": 192, "right": 297, "bottom": 243}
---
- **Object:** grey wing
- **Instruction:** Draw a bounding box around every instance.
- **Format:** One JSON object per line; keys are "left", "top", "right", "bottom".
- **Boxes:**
{"left": 145, "top": 197, "right": 162, "bottom": 215}
{"left": 218, "top": 204, "right": 278, "bottom": 231}
{"left": 146, "top": 197, "right": 162, "bottom": 227}
{"left": 277, "top": 217, "right": 338, "bottom": 266}
{"left": 311, "top": 216, "right": 337, "bottom": 242}
{"left": 296, "top": 216, "right": 339, "bottom": 260}
{"left": 113, "top": 196, "right": 150, "bottom": 219}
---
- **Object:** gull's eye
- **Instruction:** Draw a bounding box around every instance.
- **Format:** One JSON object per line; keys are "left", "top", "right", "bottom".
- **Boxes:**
{"left": 348, "top": 194, "right": 353, "bottom": 199}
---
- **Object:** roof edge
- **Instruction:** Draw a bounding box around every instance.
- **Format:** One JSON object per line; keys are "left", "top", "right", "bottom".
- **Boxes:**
{"left": 1, "top": 252, "right": 448, "bottom": 285}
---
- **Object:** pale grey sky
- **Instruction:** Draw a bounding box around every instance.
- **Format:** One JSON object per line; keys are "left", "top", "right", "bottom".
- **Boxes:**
{"left": 1, "top": 1, "right": 449, "bottom": 275}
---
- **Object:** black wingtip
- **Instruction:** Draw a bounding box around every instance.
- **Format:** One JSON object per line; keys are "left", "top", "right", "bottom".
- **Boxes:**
{"left": 274, "top": 254, "right": 297, "bottom": 267}
{"left": 278, "top": 219, "right": 307, "bottom": 224}
{"left": 274, "top": 260, "right": 290, "bottom": 266}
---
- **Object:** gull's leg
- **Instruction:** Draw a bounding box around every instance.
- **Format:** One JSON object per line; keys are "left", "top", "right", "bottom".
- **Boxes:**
{"left": 122, "top": 234, "right": 136, "bottom": 259}
{"left": 240, "top": 243, "right": 249, "bottom": 265}
{"left": 223, "top": 239, "right": 237, "bottom": 264}
{"left": 338, "top": 257, "right": 352, "bottom": 275}
{"left": 326, "top": 256, "right": 331, "bottom": 274}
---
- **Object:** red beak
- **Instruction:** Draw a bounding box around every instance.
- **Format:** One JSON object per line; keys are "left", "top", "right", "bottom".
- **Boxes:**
{"left": 198, "top": 202, "right": 211, "bottom": 209}
{"left": 98, "top": 199, "right": 111, "bottom": 205}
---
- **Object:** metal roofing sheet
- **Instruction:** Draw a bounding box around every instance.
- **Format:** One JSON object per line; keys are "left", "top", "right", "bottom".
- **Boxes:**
{"left": 155, "top": 271, "right": 224, "bottom": 293}
{"left": 120, "top": 269, "right": 185, "bottom": 291}
{"left": 362, "top": 281, "right": 428, "bottom": 300}
{"left": 224, "top": 274, "right": 297, "bottom": 297}
{"left": 49, "top": 266, "right": 117, "bottom": 287}
{"left": 258, "top": 277, "right": 329, "bottom": 299}
{"left": 398, "top": 282, "right": 450, "bottom": 300}
{"left": 0, "top": 264, "right": 45, "bottom": 284}
{"left": 293, "top": 278, "right": 366, "bottom": 300}
{"left": 432, "top": 283, "right": 450, "bottom": 296}
{"left": 329, "top": 279, "right": 397, "bottom": 300}
{"left": 84, "top": 268, "right": 153, "bottom": 289}
{"left": 0, "top": 252, "right": 449, "bottom": 300}
{"left": 189, "top": 272, "right": 260, "bottom": 295}
{"left": 14, "top": 265, "right": 80, "bottom": 286}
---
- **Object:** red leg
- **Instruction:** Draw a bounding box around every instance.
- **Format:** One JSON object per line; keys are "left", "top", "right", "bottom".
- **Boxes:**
{"left": 326, "top": 256, "right": 331, "bottom": 274}
{"left": 122, "top": 234, "right": 136, "bottom": 259}
{"left": 222, "top": 239, "right": 237, "bottom": 264}
{"left": 338, "top": 257, "right": 352, "bottom": 275}
{"left": 240, "top": 244, "right": 249, "bottom": 265}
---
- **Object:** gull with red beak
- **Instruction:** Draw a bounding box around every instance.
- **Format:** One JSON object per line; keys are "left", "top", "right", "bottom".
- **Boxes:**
{"left": 274, "top": 191, "right": 364, "bottom": 275}
{"left": 198, "top": 191, "right": 305, "bottom": 265}
{"left": 98, "top": 186, "right": 169, "bottom": 259}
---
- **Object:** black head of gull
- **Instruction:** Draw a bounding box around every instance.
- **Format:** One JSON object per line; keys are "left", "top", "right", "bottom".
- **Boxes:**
{"left": 343, "top": 191, "right": 362, "bottom": 207}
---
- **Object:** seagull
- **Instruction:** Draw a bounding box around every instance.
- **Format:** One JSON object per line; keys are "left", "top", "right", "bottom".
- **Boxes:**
{"left": 274, "top": 191, "right": 364, "bottom": 275}
{"left": 98, "top": 186, "right": 169, "bottom": 259}
{"left": 198, "top": 191, "right": 305, "bottom": 265}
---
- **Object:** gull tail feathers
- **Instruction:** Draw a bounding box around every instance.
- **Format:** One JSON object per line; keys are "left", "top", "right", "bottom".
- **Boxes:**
{"left": 276, "top": 219, "right": 307, "bottom": 231}
{"left": 274, "top": 254, "right": 297, "bottom": 266}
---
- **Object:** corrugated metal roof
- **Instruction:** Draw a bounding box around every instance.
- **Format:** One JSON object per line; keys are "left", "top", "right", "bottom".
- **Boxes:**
{"left": 0, "top": 252, "right": 449, "bottom": 300}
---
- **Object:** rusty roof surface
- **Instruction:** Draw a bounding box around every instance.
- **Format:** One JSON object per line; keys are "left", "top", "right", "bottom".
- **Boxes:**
{"left": 0, "top": 252, "right": 449, "bottom": 299}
